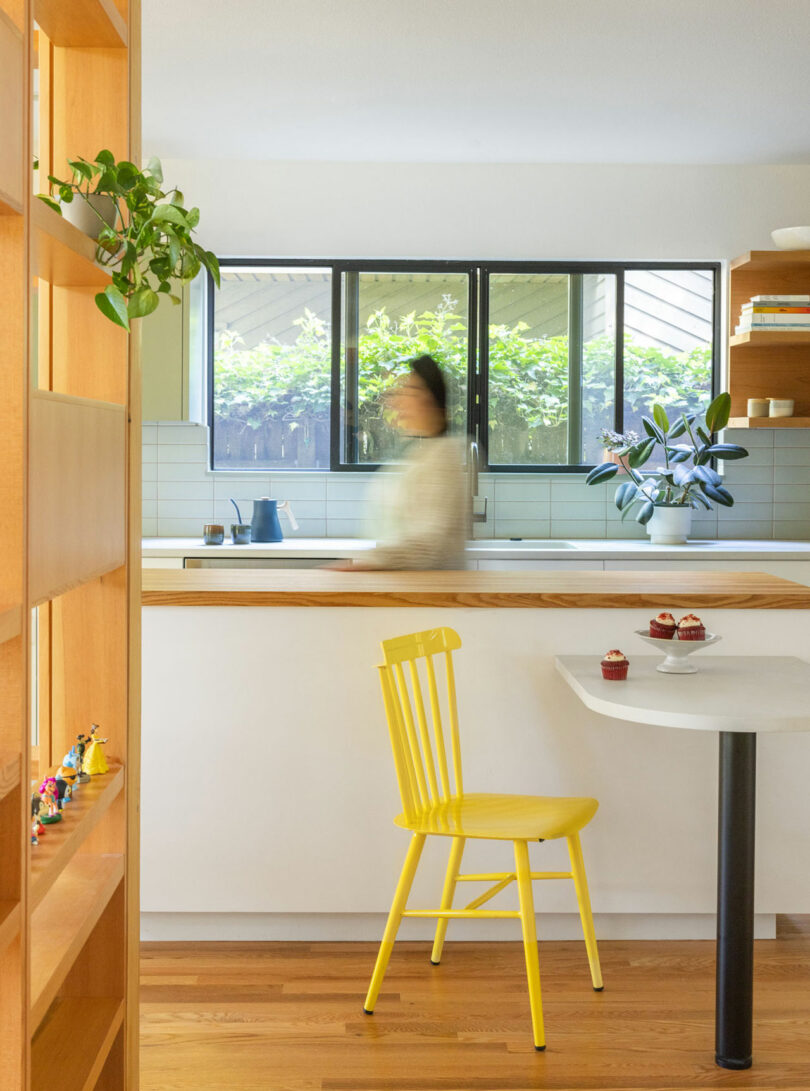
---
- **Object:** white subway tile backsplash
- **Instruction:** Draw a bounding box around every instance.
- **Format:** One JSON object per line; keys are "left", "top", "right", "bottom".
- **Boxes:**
{"left": 142, "top": 499, "right": 157, "bottom": 520}
{"left": 157, "top": 517, "right": 213, "bottom": 538}
{"left": 717, "top": 503, "right": 773, "bottom": 522}
{"left": 722, "top": 464, "right": 773, "bottom": 485}
{"left": 774, "top": 520, "right": 810, "bottom": 538}
{"left": 158, "top": 424, "right": 209, "bottom": 445}
{"left": 549, "top": 519, "right": 607, "bottom": 538}
{"left": 493, "top": 518, "right": 551, "bottom": 539}
{"left": 494, "top": 500, "right": 550, "bottom": 521}
{"left": 282, "top": 518, "right": 328, "bottom": 538}
{"left": 774, "top": 429, "right": 810, "bottom": 447}
{"left": 158, "top": 444, "right": 209, "bottom": 464}
{"left": 495, "top": 477, "right": 551, "bottom": 502}
{"left": 157, "top": 462, "right": 213, "bottom": 483}
{"left": 142, "top": 517, "right": 157, "bottom": 536}
{"left": 142, "top": 481, "right": 157, "bottom": 501}
{"left": 774, "top": 446, "right": 810, "bottom": 467}
{"left": 551, "top": 499, "right": 607, "bottom": 519}
{"left": 771, "top": 502, "right": 810, "bottom": 520}
{"left": 723, "top": 428, "right": 774, "bottom": 448}
{"left": 213, "top": 477, "right": 273, "bottom": 501}
{"left": 326, "top": 476, "right": 377, "bottom": 500}
{"left": 142, "top": 425, "right": 158, "bottom": 445}
{"left": 325, "top": 517, "right": 368, "bottom": 537}
{"left": 142, "top": 461, "right": 158, "bottom": 482}
{"left": 157, "top": 499, "right": 215, "bottom": 519}
{"left": 142, "top": 444, "right": 158, "bottom": 464}
{"left": 717, "top": 521, "right": 773, "bottom": 539}
{"left": 214, "top": 498, "right": 324, "bottom": 522}
{"left": 160, "top": 481, "right": 215, "bottom": 502}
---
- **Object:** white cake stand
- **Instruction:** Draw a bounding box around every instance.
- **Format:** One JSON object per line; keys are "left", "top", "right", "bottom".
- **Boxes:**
{"left": 634, "top": 629, "right": 722, "bottom": 674}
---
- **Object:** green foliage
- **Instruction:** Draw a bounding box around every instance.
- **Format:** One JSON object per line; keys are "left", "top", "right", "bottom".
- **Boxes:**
{"left": 212, "top": 296, "right": 715, "bottom": 467}
{"left": 37, "top": 152, "right": 219, "bottom": 330}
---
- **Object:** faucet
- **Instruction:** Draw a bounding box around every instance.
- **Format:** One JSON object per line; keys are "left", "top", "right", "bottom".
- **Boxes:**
{"left": 468, "top": 440, "right": 487, "bottom": 525}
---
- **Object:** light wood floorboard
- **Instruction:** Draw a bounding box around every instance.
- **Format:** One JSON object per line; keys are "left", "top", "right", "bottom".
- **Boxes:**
{"left": 140, "top": 937, "right": 810, "bottom": 1091}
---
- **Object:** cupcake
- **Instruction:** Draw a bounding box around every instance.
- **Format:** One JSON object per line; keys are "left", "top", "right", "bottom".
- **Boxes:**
{"left": 649, "top": 612, "right": 677, "bottom": 640}
{"left": 677, "top": 614, "right": 706, "bottom": 641}
{"left": 601, "top": 649, "right": 629, "bottom": 681}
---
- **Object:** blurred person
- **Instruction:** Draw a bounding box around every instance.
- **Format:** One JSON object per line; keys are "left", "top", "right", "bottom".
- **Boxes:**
{"left": 333, "top": 355, "right": 468, "bottom": 570}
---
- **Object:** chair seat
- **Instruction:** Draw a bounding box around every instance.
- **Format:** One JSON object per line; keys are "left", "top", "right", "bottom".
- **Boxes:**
{"left": 394, "top": 792, "right": 598, "bottom": 842}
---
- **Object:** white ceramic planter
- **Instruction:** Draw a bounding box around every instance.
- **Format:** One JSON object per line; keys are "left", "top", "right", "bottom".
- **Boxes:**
{"left": 646, "top": 504, "right": 692, "bottom": 545}
{"left": 62, "top": 194, "right": 117, "bottom": 240}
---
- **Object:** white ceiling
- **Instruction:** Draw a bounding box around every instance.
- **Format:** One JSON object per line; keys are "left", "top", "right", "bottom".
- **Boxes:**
{"left": 142, "top": 0, "right": 810, "bottom": 164}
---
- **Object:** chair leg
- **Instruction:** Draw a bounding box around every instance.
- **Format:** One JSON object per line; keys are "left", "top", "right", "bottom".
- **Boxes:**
{"left": 514, "top": 839, "right": 546, "bottom": 1051}
{"left": 430, "top": 836, "right": 465, "bottom": 965}
{"left": 364, "top": 833, "right": 426, "bottom": 1014}
{"left": 567, "top": 831, "right": 603, "bottom": 991}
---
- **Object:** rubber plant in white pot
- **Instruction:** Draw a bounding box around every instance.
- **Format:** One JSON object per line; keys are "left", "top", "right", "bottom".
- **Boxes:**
{"left": 38, "top": 151, "right": 219, "bottom": 329}
{"left": 585, "top": 393, "right": 749, "bottom": 544}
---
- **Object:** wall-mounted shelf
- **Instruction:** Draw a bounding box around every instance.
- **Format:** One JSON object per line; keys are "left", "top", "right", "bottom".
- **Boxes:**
{"left": 31, "top": 199, "right": 111, "bottom": 288}
{"left": 0, "top": 899, "right": 21, "bottom": 953}
{"left": 730, "top": 249, "right": 810, "bottom": 273}
{"left": 0, "top": 750, "right": 21, "bottom": 803}
{"left": 34, "top": 0, "right": 127, "bottom": 48}
{"left": 30, "top": 766, "right": 124, "bottom": 909}
{"left": 31, "top": 996, "right": 124, "bottom": 1090}
{"left": 728, "top": 417, "right": 810, "bottom": 429}
{"left": 30, "top": 853, "right": 124, "bottom": 1027}
{"left": 730, "top": 331, "right": 810, "bottom": 349}
{"left": 0, "top": 188, "right": 23, "bottom": 216}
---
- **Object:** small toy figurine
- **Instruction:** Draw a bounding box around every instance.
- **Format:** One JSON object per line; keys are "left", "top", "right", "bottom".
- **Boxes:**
{"left": 31, "top": 819, "right": 38, "bottom": 846}
{"left": 31, "top": 793, "right": 45, "bottom": 837}
{"left": 74, "top": 733, "right": 91, "bottom": 783}
{"left": 55, "top": 766, "right": 76, "bottom": 808}
{"left": 39, "top": 777, "right": 62, "bottom": 823}
{"left": 82, "top": 724, "right": 109, "bottom": 776}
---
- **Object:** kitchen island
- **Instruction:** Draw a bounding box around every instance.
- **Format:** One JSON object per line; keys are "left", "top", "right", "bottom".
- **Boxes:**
{"left": 141, "top": 569, "right": 810, "bottom": 943}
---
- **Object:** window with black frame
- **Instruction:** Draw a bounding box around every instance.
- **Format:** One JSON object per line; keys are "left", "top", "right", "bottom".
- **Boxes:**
{"left": 208, "top": 261, "right": 718, "bottom": 472}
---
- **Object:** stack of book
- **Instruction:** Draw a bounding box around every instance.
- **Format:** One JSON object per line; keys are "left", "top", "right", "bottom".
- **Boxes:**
{"left": 736, "top": 294, "right": 810, "bottom": 334}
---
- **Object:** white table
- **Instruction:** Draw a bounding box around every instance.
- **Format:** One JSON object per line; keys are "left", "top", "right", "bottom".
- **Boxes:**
{"left": 555, "top": 654, "right": 810, "bottom": 1071}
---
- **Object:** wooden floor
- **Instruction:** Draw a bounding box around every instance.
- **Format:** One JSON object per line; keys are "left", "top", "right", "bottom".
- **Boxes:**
{"left": 140, "top": 934, "right": 810, "bottom": 1091}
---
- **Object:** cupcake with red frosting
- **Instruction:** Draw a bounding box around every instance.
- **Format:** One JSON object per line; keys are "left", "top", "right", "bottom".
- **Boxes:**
{"left": 601, "top": 649, "right": 629, "bottom": 681}
{"left": 677, "top": 613, "right": 706, "bottom": 641}
{"left": 649, "top": 612, "right": 677, "bottom": 640}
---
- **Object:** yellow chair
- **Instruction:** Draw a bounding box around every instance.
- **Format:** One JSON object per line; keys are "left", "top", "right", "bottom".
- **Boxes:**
{"left": 364, "top": 626, "right": 602, "bottom": 1050}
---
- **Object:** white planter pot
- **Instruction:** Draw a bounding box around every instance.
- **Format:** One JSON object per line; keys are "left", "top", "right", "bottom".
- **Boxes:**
{"left": 62, "top": 194, "right": 117, "bottom": 240}
{"left": 646, "top": 505, "right": 692, "bottom": 545}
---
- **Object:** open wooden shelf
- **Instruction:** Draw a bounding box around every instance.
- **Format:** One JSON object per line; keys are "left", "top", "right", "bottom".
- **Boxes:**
{"left": 0, "top": 8, "right": 23, "bottom": 211}
{"left": 30, "top": 853, "right": 123, "bottom": 1027}
{"left": 0, "top": 750, "right": 21, "bottom": 803}
{"left": 31, "top": 996, "right": 124, "bottom": 1091}
{"left": 30, "top": 766, "right": 124, "bottom": 909}
{"left": 0, "top": 899, "right": 21, "bottom": 953}
{"left": 731, "top": 249, "right": 810, "bottom": 273}
{"left": 31, "top": 199, "right": 111, "bottom": 288}
{"left": 730, "top": 330, "right": 810, "bottom": 349}
{"left": 0, "top": 188, "right": 23, "bottom": 216}
{"left": 0, "top": 604, "right": 22, "bottom": 645}
{"left": 728, "top": 416, "right": 810, "bottom": 429}
{"left": 34, "top": 0, "right": 127, "bottom": 47}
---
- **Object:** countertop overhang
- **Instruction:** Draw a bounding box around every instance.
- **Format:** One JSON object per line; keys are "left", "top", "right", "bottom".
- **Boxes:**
{"left": 141, "top": 568, "right": 810, "bottom": 609}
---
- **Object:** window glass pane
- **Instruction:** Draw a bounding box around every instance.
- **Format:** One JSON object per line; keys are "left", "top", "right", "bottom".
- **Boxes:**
{"left": 212, "top": 267, "right": 332, "bottom": 470}
{"left": 623, "top": 269, "right": 714, "bottom": 440}
{"left": 341, "top": 271, "right": 469, "bottom": 464}
{"left": 487, "top": 273, "right": 616, "bottom": 465}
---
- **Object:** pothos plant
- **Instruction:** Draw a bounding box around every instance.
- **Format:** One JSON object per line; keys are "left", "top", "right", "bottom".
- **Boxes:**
{"left": 585, "top": 393, "right": 749, "bottom": 524}
{"left": 37, "top": 151, "right": 219, "bottom": 330}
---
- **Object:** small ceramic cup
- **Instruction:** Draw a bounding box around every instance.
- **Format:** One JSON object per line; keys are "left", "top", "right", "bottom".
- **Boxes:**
{"left": 769, "top": 398, "right": 795, "bottom": 418}
{"left": 231, "top": 524, "right": 252, "bottom": 544}
{"left": 203, "top": 523, "right": 225, "bottom": 545}
{"left": 747, "top": 398, "right": 769, "bottom": 417}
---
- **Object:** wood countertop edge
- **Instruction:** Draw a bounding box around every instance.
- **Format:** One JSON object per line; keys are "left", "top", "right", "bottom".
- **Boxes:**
{"left": 141, "top": 589, "right": 810, "bottom": 608}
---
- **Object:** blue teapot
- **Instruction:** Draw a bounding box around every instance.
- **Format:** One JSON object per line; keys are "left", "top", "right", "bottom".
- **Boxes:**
{"left": 250, "top": 497, "right": 299, "bottom": 542}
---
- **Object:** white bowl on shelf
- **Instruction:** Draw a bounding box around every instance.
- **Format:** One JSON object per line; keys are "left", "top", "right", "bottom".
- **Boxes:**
{"left": 770, "top": 226, "right": 810, "bottom": 250}
{"left": 634, "top": 629, "right": 721, "bottom": 674}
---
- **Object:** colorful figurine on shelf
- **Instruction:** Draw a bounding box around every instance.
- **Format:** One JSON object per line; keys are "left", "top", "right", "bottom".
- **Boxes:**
{"left": 55, "top": 765, "right": 77, "bottom": 809}
{"left": 31, "top": 792, "right": 45, "bottom": 838}
{"left": 38, "top": 776, "right": 62, "bottom": 823}
{"left": 74, "top": 732, "right": 91, "bottom": 782}
{"left": 82, "top": 724, "right": 109, "bottom": 776}
{"left": 31, "top": 818, "right": 38, "bottom": 846}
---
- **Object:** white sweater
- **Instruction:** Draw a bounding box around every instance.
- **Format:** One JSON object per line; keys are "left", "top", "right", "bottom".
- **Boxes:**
{"left": 362, "top": 435, "right": 469, "bottom": 570}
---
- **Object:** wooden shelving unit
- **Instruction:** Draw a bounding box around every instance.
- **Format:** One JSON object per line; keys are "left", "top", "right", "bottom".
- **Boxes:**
{"left": 0, "top": 0, "right": 140, "bottom": 1086}
{"left": 729, "top": 250, "right": 810, "bottom": 423}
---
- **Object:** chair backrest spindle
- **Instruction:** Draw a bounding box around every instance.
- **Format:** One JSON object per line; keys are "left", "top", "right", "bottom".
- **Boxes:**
{"left": 377, "top": 627, "right": 464, "bottom": 818}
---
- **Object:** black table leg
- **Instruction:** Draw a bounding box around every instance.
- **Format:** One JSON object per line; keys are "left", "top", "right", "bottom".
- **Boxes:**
{"left": 715, "top": 731, "right": 756, "bottom": 1069}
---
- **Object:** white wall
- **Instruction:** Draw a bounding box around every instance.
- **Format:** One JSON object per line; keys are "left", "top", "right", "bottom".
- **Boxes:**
{"left": 163, "top": 159, "right": 810, "bottom": 260}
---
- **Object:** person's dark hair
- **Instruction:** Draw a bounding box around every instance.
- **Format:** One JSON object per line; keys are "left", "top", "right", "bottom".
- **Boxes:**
{"left": 409, "top": 354, "right": 448, "bottom": 432}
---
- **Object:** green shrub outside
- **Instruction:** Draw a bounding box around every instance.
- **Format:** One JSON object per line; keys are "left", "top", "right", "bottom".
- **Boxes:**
{"left": 212, "top": 297, "right": 712, "bottom": 466}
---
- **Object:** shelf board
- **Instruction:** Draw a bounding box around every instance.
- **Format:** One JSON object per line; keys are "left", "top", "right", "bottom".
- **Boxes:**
{"left": 30, "top": 766, "right": 124, "bottom": 910}
{"left": 728, "top": 416, "right": 810, "bottom": 429}
{"left": 0, "top": 750, "right": 21, "bottom": 804}
{"left": 0, "top": 900, "right": 20, "bottom": 954}
{"left": 31, "top": 996, "right": 124, "bottom": 1091}
{"left": 0, "top": 603, "right": 22, "bottom": 645}
{"left": 34, "top": 0, "right": 127, "bottom": 47}
{"left": 0, "top": 186, "right": 23, "bottom": 216}
{"left": 731, "top": 249, "right": 810, "bottom": 272}
{"left": 31, "top": 199, "right": 111, "bottom": 288}
{"left": 30, "top": 853, "right": 123, "bottom": 1028}
{"left": 730, "top": 330, "right": 810, "bottom": 349}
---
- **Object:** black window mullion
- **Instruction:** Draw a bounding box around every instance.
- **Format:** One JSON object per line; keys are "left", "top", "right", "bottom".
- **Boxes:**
{"left": 343, "top": 270, "right": 360, "bottom": 463}
{"left": 329, "top": 263, "right": 341, "bottom": 471}
{"left": 567, "top": 274, "right": 583, "bottom": 465}
{"left": 477, "top": 267, "right": 490, "bottom": 468}
{"left": 466, "top": 266, "right": 479, "bottom": 443}
{"left": 614, "top": 270, "right": 625, "bottom": 435}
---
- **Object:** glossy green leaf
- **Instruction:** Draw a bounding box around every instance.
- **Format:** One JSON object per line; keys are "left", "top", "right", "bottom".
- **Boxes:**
{"left": 642, "top": 416, "right": 663, "bottom": 442}
{"left": 127, "top": 286, "right": 159, "bottom": 319}
{"left": 95, "top": 285, "right": 129, "bottom": 330}
{"left": 636, "top": 500, "right": 655, "bottom": 525}
{"left": 705, "top": 443, "right": 749, "bottom": 460}
{"left": 653, "top": 403, "right": 669, "bottom": 432}
{"left": 703, "top": 483, "right": 734, "bottom": 507}
{"left": 585, "top": 462, "right": 619, "bottom": 486}
{"left": 705, "top": 391, "right": 731, "bottom": 432}
{"left": 36, "top": 194, "right": 62, "bottom": 215}
{"left": 614, "top": 481, "right": 638, "bottom": 510}
{"left": 627, "top": 437, "right": 656, "bottom": 468}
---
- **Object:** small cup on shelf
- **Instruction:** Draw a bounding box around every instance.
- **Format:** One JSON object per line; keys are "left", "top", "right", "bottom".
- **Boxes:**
{"left": 747, "top": 398, "right": 769, "bottom": 418}
{"left": 768, "top": 398, "right": 794, "bottom": 418}
{"left": 203, "top": 523, "right": 225, "bottom": 545}
{"left": 231, "top": 524, "right": 252, "bottom": 544}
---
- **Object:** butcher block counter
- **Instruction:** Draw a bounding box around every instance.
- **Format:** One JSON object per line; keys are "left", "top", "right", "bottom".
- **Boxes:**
{"left": 141, "top": 568, "right": 810, "bottom": 608}
{"left": 140, "top": 566, "right": 810, "bottom": 944}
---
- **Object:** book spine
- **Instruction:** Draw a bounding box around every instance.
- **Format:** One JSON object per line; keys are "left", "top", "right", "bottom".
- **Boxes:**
{"left": 741, "top": 306, "right": 810, "bottom": 313}
{"left": 749, "top": 294, "right": 810, "bottom": 302}
{"left": 736, "top": 324, "right": 810, "bottom": 333}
